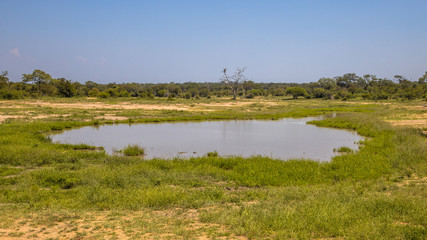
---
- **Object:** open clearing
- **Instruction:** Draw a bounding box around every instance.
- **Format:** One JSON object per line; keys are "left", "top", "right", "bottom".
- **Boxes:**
{"left": 1, "top": 98, "right": 425, "bottom": 126}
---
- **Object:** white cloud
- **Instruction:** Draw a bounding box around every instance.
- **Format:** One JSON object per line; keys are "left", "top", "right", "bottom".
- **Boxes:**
{"left": 75, "top": 56, "right": 88, "bottom": 63}
{"left": 9, "top": 48, "right": 21, "bottom": 57}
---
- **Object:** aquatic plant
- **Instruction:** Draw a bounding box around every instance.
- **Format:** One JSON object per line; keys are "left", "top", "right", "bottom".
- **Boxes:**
{"left": 121, "top": 144, "right": 145, "bottom": 156}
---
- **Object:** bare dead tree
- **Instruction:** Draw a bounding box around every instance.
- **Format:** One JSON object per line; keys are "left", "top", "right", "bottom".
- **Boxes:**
{"left": 221, "top": 67, "right": 248, "bottom": 100}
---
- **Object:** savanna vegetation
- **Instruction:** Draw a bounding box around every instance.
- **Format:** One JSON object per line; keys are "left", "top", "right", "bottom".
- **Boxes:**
{"left": 1, "top": 69, "right": 426, "bottom": 101}
{"left": 0, "top": 71, "right": 426, "bottom": 239}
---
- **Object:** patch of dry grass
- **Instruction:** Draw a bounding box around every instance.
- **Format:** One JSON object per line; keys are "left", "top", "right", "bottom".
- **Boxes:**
{"left": 0, "top": 208, "right": 247, "bottom": 240}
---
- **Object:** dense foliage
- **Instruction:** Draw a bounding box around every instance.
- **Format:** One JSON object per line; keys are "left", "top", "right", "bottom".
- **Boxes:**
{"left": 1, "top": 69, "right": 426, "bottom": 101}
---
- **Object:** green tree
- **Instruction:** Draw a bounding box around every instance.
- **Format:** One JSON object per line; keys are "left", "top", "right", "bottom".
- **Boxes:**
{"left": 272, "top": 88, "right": 285, "bottom": 96}
{"left": 242, "top": 80, "right": 255, "bottom": 95}
{"left": 118, "top": 90, "right": 130, "bottom": 97}
{"left": 188, "top": 88, "right": 199, "bottom": 97}
{"left": 98, "top": 92, "right": 109, "bottom": 98}
{"left": 56, "top": 78, "right": 77, "bottom": 97}
{"left": 22, "top": 69, "right": 52, "bottom": 95}
{"left": 285, "top": 87, "right": 308, "bottom": 99}
{"left": 317, "top": 78, "right": 336, "bottom": 90}
{"left": 199, "top": 88, "right": 210, "bottom": 98}
{"left": 105, "top": 88, "right": 119, "bottom": 97}
{"left": 313, "top": 88, "right": 326, "bottom": 98}
{"left": 88, "top": 88, "right": 100, "bottom": 97}
{"left": 0, "top": 71, "right": 9, "bottom": 89}
{"left": 157, "top": 89, "right": 168, "bottom": 97}
{"left": 171, "top": 86, "right": 182, "bottom": 97}
{"left": 418, "top": 71, "right": 427, "bottom": 84}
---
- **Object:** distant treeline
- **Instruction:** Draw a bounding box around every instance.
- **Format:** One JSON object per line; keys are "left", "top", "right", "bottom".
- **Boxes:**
{"left": 1, "top": 69, "right": 426, "bottom": 100}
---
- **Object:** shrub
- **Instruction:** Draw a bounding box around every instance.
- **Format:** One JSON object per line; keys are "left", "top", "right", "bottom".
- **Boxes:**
{"left": 285, "top": 87, "right": 308, "bottom": 99}
{"left": 157, "top": 90, "right": 168, "bottom": 97}
{"left": 313, "top": 88, "right": 326, "bottom": 98}
{"left": 184, "top": 92, "right": 191, "bottom": 99}
{"left": 118, "top": 90, "right": 130, "bottom": 97}
{"left": 106, "top": 88, "right": 118, "bottom": 97}
{"left": 251, "top": 89, "right": 265, "bottom": 96}
{"left": 272, "top": 88, "right": 285, "bottom": 96}
{"left": 206, "top": 151, "right": 219, "bottom": 157}
{"left": 98, "top": 92, "right": 109, "bottom": 98}
{"left": 88, "top": 88, "right": 100, "bottom": 97}
{"left": 245, "top": 92, "right": 254, "bottom": 98}
{"left": 0, "top": 89, "right": 25, "bottom": 99}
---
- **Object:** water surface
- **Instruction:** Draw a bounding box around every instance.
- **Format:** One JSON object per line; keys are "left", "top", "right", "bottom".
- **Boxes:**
{"left": 51, "top": 117, "right": 363, "bottom": 161}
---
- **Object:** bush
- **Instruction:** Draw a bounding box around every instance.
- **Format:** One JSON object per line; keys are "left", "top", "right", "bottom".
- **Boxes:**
{"left": 118, "top": 90, "right": 130, "bottom": 97}
{"left": 0, "top": 89, "right": 25, "bottom": 99}
{"left": 157, "top": 90, "right": 168, "bottom": 97}
{"left": 272, "top": 88, "right": 285, "bottom": 96}
{"left": 106, "top": 88, "right": 118, "bottom": 97}
{"left": 167, "top": 95, "right": 175, "bottom": 101}
{"left": 98, "top": 92, "right": 109, "bottom": 98}
{"left": 323, "top": 90, "right": 334, "bottom": 100}
{"left": 313, "top": 88, "right": 326, "bottom": 98}
{"left": 184, "top": 92, "right": 191, "bottom": 99}
{"left": 88, "top": 88, "right": 100, "bottom": 97}
{"left": 245, "top": 92, "right": 255, "bottom": 98}
{"left": 206, "top": 151, "right": 219, "bottom": 157}
{"left": 251, "top": 89, "right": 265, "bottom": 96}
{"left": 285, "top": 87, "right": 308, "bottom": 99}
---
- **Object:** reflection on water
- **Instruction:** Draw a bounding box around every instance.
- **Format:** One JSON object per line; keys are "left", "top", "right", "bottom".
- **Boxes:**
{"left": 50, "top": 117, "right": 363, "bottom": 161}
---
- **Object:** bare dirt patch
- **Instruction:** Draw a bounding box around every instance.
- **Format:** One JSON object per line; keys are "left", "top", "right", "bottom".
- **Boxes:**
{"left": 388, "top": 119, "right": 427, "bottom": 126}
{"left": 396, "top": 176, "right": 427, "bottom": 187}
{"left": 386, "top": 112, "right": 427, "bottom": 129}
{"left": 0, "top": 113, "right": 72, "bottom": 123}
{"left": 9, "top": 100, "right": 193, "bottom": 111}
{"left": 0, "top": 99, "right": 279, "bottom": 122}
{"left": 32, "top": 114, "right": 72, "bottom": 119}
{"left": 197, "top": 100, "right": 280, "bottom": 108}
{"left": 395, "top": 104, "right": 427, "bottom": 111}
{"left": 0, "top": 115, "right": 21, "bottom": 122}
{"left": 0, "top": 209, "right": 247, "bottom": 240}
{"left": 94, "top": 114, "right": 129, "bottom": 121}
{"left": 197, "top": 102, "right": 253, "bottom": 107}
{"left": 343, "top": 101, "right": 390, "bottom": 105}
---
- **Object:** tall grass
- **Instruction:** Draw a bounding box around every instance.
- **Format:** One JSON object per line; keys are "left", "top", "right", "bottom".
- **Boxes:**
{"left": 121, "top": 144, "right": 145, "bottom": 156}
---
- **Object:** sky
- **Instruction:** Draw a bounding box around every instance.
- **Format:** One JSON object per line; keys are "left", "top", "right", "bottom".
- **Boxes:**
{"left": 1, "top": 0, "right": 427, "bottom": 84}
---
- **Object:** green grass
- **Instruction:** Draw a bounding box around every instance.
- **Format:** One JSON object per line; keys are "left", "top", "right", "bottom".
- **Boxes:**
{"left": 0, "top": 98, "right": 426, "bottom": 239}
{"left": 334, "top": 146, "right": 354, "bottom": 153}
{"left": 121, "top": 144, "right": 145, "bottom": 156}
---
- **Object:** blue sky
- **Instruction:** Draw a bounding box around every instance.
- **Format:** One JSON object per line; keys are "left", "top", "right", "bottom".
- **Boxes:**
{"left": 1, "top": 0, "right": 426, "bottom": 83}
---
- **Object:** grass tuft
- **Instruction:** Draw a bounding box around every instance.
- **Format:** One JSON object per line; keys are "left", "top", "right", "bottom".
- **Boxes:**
{"left": 121, "top": 144, "right": 145, "bottom": 156}
{"left": 206, "top": 151, "right": 219, "bottom": 157}
{"left": 334, "top": 146, "right": 354, "bottom": 153}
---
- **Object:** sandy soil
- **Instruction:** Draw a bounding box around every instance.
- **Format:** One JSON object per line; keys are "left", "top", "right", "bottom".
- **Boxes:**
{"left": 94, "top": 114, "right": 129, "bottom": 121}
{"left": 0, "top": 99, "right": 278, "bottom": 122}
{"left": 387, "top": 119, "right": 427, "bottom": 126}
{"left": 0, "top": 209, "right": 247, "bottom": 240}
{"left": 386, "top": 112, "right": 427, "bottom": 129}
{"left": 0, "top": 113, "right": 73, "bottom": 122}
{"left": 0, "top": 99, "right": 278, "bottom": 110}
{"left": 0, "top": 100, "right": 192, "bottom": 111}
{"left": 0, "top": 115, "right": 20, "bottom": 122}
